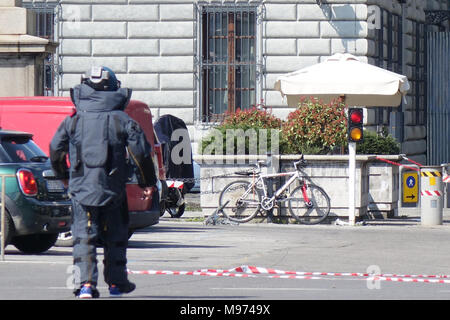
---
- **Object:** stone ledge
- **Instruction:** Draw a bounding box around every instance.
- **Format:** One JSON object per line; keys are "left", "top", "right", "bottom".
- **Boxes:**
{"left": 0, "top": 35, "right": 56, "bottom": 54}
{"left": 196, "top": 154, "right": 373, "bottom": 219}
{"left": 0, "top": 0, "right": 23, "bottom": 7}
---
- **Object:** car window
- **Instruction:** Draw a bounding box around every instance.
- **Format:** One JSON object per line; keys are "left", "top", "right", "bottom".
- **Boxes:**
{"left": 0, "top": 148, "right": 10, "bottom": 162}
{"left": 1, "top": 137, "right": 47, "bottom": 163}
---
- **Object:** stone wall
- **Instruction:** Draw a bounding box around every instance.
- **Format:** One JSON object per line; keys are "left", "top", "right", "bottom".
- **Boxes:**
{"left": 0, "top": 0, "right": 56, "bottom": 96}
{"left": 196, "top": 154, "right": 375, "bottom": 220}
{"left": 49, "top": 0, "right": 196, "bottom": 126}
{"left": 20, "top": 0, "right": 449, "bottom": 161}
{"left": 263, "top": 1, "right": 369, "bottom": 120}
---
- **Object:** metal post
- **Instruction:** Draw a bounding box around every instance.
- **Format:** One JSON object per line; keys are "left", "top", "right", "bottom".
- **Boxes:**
{"left": 348, "top": 142, "right": 356, "bottom": 226}
{"left": 266, "top": 153, "right": 274, "bottom": 223}
{"left": 442, "top": 163, "right": 449, "bottom": 209}
{"left": 420, "top": 166, "right": 444, "bottom": 226}
{"left": 1, "top": 176, "right": 5, "bottom": 261}
{"left": 0, "top": 174, "right": 15, "bottom": 262}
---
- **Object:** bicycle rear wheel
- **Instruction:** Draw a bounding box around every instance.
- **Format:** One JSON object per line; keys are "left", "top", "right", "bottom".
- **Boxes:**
{"left": 288, "top": 184, "right": 330, "bottom": 225}
{"left": 219, "top": 180, "right": 261, "bottom": 223}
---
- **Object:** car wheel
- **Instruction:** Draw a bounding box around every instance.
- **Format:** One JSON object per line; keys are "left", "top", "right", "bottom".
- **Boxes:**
{"left": 0, "top": 211, "right": 14, "bottom": 247}
{"left": 167, "top": 203, "right": 185, "bottom": 218}
{"left": 12, "top": 233, "right": 58, "bottom": 254}
{"left": 159, "top": 200, "right": 166, "bottom": 217}
{"left": 55, "top": 231, "right": 73, "bottom": 247}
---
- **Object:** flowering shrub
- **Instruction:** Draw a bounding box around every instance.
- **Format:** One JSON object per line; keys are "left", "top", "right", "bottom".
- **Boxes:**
{"left": 200, "top": 98, "right": 350, "bottom": 155}
{"left": 200, "top": 106, "right": 282, "bottom": 155}
{"left": 280, "top": 97, "right": 347, "bottom": 154}
{"left": 222, "top": 106, "right": 283, "bottom": 130}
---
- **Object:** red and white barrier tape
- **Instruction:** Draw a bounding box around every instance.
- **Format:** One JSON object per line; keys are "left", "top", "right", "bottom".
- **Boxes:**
{"left": 421, "top": 190, "right": 443, "bottom": 197}
{"left": 443, "top": 175, "right": 449, "bottom": 183}
{"left": 372, "top": 276, "right": 450, "bottom": 285}
{"left": 197, "top": 265, "right": 450, "bottom": 279}
{"left": 166, "top": 180, "right": 184, "bottom": 189}
{"left": 127, "top": 265, "right": 450, "bottom": 285}
{"left": 375, "top": 156, "right": 420, "bottom": 172}
{"left": 127, "top": 269, "right": 255, "bottom": 278}
{"left": 199, "top": 265, "right": 371, "bottom": 277}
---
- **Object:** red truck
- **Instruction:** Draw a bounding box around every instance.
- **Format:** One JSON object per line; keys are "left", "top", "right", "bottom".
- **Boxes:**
{"left": 0, "top": 96, "right": 166, "bottom": 242}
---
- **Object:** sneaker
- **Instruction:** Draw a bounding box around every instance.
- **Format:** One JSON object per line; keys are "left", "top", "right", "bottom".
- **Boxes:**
{"left": 75, "top": 283, "right": 100, "bottom": 299}
{"left": 109, "top": 282, "right": 136, "bottom": 297}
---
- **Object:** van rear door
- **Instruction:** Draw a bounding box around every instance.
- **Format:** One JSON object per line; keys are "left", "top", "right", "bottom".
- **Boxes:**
{"left": 0, "top": 97, "right": 75, "bottom": 155}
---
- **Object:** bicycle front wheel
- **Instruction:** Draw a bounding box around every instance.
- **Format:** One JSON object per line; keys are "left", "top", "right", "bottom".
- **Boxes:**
{"left": 288, "top": 184, "right": 330, "bottom": 225}
{"left": 219, "top": 180, "right": 261, "bottom": 223}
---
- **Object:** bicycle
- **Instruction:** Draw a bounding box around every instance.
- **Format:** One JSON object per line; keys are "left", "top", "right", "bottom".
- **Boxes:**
{"left": 218, "top": 156, "right": 331, "bottom": 224}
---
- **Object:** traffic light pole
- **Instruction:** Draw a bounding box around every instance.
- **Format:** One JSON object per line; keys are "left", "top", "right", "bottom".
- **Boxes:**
{"left": 348, "top": 141, "right": 356, "bottom": 226}
{"left": 347, "top": 108, "right": 363, "bottom": 226}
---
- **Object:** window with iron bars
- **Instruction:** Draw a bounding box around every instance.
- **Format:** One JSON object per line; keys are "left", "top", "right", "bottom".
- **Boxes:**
{"left": 374, "top": 9, "right": 403, "bottom": 127}
{"left": 22, "top": 2, "right": 58, "bottom": 96}
{"left": 374, "top": 10, "right": 427, "bottom": 140}
{"left": 198, "top": 5, "right": 259, "bottom": 122}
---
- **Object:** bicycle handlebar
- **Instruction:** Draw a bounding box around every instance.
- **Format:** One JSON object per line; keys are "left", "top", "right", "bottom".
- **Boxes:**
{"left": 243, "top": 156, "right": 306, "bottom": 174}
{"left": 293, "top": 155, "right": 307, "bottom": 170}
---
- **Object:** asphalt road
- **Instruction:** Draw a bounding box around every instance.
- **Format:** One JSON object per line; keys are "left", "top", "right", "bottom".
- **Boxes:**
{"left": 2, "top": 218, "right": 450, "bottom": 305}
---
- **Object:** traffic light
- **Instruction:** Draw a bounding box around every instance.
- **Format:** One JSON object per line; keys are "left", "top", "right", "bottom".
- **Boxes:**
{"left": 348, "top": 108, "right": 364, "bottom": 142}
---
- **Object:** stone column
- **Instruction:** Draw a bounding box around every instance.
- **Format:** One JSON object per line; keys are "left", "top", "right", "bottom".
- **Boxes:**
{"left": 0, "top": 0, "right": 57, "bottom": 96}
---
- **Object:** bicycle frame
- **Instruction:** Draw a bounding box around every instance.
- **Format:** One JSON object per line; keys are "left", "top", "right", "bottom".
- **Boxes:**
{"left": 220, "top": 157, "right": 331, "bottom": 224}
{"left": 251, "top": 169, "right": 311, "bottom": 205}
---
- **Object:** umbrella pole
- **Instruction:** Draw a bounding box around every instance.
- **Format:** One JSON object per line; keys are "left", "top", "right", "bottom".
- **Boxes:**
{"left": 348, "top": 141, "right": 356, "bottom": 226}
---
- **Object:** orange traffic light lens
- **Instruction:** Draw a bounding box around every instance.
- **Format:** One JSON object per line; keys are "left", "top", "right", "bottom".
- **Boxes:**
{"left": 350, "top": 128, "right": 362, "bottom": 141}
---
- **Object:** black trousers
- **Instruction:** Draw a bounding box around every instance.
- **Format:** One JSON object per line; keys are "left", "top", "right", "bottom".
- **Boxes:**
{"left": 71, "top": 194, "right": 130, "bottom": 287}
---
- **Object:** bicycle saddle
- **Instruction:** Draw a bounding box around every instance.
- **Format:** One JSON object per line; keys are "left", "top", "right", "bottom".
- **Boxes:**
{"left": 234, "top": 170, "right": 254, "bottom": 176}
{"left": 256, "top": 160, "right": 268, "bottom": 167}
{"left": 234, "top": 159, "right": 269, "bottom": 176}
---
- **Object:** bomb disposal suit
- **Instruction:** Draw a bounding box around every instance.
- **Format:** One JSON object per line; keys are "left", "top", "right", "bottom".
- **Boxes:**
{"left": 50, "top": 67, "right": 157, "bottom": 297}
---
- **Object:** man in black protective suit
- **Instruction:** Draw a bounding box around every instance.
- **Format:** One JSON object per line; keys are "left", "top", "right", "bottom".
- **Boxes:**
{"left": 50, "top": 66, "right": 157, "bottom": 298}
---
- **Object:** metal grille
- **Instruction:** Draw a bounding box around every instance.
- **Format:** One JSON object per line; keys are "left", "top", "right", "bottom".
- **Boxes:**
{"left": 374, "top": 9, "right": 403, "bottom": 131}
{"left": 22, "top": 2, "right": 57, "bottom": 40}
{"left": 195, "top": 3, "right": 263, "bottom": 123}
{"left": 414, "top": 21, "right": 426, "bottom": 126}
{"left": 22, "top": 2, "right": 59, "bottom": 96}
{"left": 427, "top": 32, "right": 450, "bottom": 166}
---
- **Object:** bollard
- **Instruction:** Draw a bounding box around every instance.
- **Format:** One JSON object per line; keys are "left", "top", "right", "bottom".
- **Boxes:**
{"left": 420, "top": 166, "right": 444, "bottom": 226}
{"left": 0, "top": 174, "right": 15, "bottom": 261}
{"left": 1, "top": 177, "right": 5, "bottom": 261}
{"left": 266, "top": 153, "right": 274, "bottom": 223}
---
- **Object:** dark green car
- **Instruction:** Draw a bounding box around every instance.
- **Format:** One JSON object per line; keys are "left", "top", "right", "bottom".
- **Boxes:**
{"left": 0, "top": 130, "right": 72, "bottom": 254}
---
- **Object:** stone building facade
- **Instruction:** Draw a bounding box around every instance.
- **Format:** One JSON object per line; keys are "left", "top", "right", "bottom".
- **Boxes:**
{"left": 14, "top": 0, "right": 450, "bottom": 164}
{"left": 0, "top": 0, "right": 56, "bottom": 96}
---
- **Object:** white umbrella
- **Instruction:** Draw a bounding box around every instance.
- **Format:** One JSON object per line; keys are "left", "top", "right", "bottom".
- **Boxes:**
{"left": 274, "top": 53, "right": 410, "bottom": 225}
{"left": 274, "top": 53, "right": 410, "bottom": 107}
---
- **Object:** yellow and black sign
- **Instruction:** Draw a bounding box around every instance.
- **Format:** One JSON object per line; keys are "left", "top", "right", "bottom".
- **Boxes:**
{"left": 403, "top": 172, "right": 418, "bottom": 203}
{"left": 421, "top": 171, "right": 442, "bottom": 177}
{"left": 421, "top": 171, "right": 441, "bottom": 187}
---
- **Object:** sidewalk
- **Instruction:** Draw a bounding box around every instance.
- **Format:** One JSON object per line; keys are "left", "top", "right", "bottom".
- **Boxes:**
{"left": 168, "top": 192, "right": 450, "bottom": 228}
